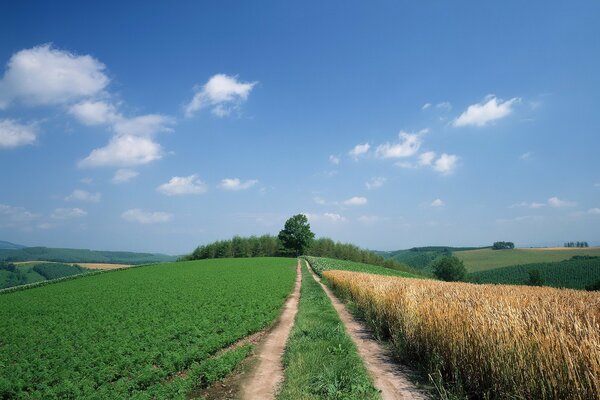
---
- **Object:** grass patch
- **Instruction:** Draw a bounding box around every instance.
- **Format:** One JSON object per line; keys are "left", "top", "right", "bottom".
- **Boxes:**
{"left": 278, "top": 261, "right": 380, "bottom": 400}
{"left": 304, "top": 256, "right": 423, "bottom": 279}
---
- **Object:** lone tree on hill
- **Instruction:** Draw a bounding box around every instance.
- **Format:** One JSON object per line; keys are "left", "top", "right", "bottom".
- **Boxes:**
{"left": 278, "top": 214, "right": 315, "bottom": 256}
{"left": 432, "top": 256, "right": 466, "bottom": 282}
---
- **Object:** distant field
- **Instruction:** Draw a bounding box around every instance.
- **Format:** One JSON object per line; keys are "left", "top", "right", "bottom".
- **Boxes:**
{"left": 15, "top": 261, "right": 130, "bottom": 270}
{"left": 377, "top": 246, "right": 485, "bottom": 271}
{"left": 456, "top": 247, "right": 600, "bottom": 272}
{"left": 305, "top": 256, "right": 423, "bottom": 278}
{"left": 1, "top": 262, "right": 88, "bottom": 289}
{"left": 0, "top": 257, "right": 296, "bottom": 398}
{"left": 467, "top": 257, "right": 600, "bottom": 289}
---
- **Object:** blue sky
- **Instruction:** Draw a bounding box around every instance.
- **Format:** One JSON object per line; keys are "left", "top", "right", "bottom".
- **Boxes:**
{"left": 1, "top": 1, "right": 599, "bottom": 254}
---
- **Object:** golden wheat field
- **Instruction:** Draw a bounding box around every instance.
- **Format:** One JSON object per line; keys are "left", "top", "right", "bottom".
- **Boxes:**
{"left": 323, "top": 270, "right": 600, "bottom": 399}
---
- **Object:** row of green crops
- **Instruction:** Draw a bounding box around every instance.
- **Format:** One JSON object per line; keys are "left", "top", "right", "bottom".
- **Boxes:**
{"left": 0, "top": 257, "right": 296, "bottom": 399}
{"left": 304, "top": 256, "right": 422, "bottom": 278}
{"left": 31, "top": 262, "right": 89, "bottom": 280}
{"left": 466, "top": 257, "right": 600, "bottom": 289}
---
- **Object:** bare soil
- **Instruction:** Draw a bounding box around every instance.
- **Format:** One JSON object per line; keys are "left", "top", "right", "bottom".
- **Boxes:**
{"left": 307, "top": 261, "right": 428, "bottom": 400}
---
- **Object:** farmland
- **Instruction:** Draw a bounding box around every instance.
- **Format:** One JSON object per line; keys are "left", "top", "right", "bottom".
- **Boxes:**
{"left": 467, "top": 257, "right": 600, "bottom": 289}
{"left": 305, "top": 256, "right": 422, "bottom": 278}
{"left": 0, "top": 262, "right": 90, "bottom": 289}
{"left": 455, "top": 247, "right": 600, "bottom": 272}
{"left": 0, "top": 257, "right": 296, "bottom": 399}
{"left": 324, "top": 270, "right": 600, "bottom": 399}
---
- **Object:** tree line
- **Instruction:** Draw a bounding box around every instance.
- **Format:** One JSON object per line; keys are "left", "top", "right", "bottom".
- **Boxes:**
{"left": 564, "top": 241, "right": 589, "bottom": 248}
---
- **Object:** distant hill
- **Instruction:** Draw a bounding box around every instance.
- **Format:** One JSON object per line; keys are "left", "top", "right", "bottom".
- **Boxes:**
{"left": 466, "top": 257, "right": 600, "bottom": 290}
{"left": 377, "top": 246, "right": 487, "bottom": 271}
{"left": 0, "top": 246, "right": 177, "bottom": 264}
{"left": 0, "top": 240, "right": 26, "bottom": 250}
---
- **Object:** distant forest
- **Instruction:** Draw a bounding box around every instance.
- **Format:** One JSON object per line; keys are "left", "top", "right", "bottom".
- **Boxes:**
{"left": 0, "top": 247, "right": 177, "bottom": 264}
{"left": 180, "top": 235, "right": 420, "bottom": 275}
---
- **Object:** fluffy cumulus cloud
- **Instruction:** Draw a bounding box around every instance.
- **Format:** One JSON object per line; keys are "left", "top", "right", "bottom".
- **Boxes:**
{"left": 185, "top": 74, "right": 257, "bottom": 117}
{"left": 343, "top": 196, "right": 367, "bottom": 206}
{"left": 157, "top": 175, "right": 208, "bottom": 196}
{"left": 68, "top": 100, "right": 119, "bottom": 126}
{"left": 348, "top": 143, "right": 370, "bottom": 159}
{"left": 219, "top": 178, "right": 258, "bottom": 191}
{"left": 0, "top": 44, "right": 109, "bottom": 108}
{"left": 453, "top": 95, "right": 520, "bottom": 127}
{"left": 366, "top": 177, "right": 386, "bottom": 190}
{"left": 430, "top": 198, "right": 445, "bottom": 207}
{"left": 79, "top": 135, "right": 163, "bottom": 167}
{"left": 0, "top": 119, "right": 37, "bottom": 148}
{"left": 376, "top": 131, "right": 423, "bottom": 159}
{"left": 65, "top": 189, "right": 101, "bottom": 203}
{"left": 432, "top": 153, "right": 459, "bottom": 174}
{"left": 112, "top": 168, "right": 139, "bottom": 184}
{"left": 121, "top": 208, "right": 173, "bottom": 224}
{"left": 418, "top": 151, "right": 436, "bottom": 166}
{"left": 51, "top": 207, "right": 87, "bottom": 219}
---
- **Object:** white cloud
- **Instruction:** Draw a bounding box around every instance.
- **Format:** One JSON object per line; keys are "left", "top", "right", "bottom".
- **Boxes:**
{"left": 343, "top": 196, "right": 367, "bottom": 206}
{"left": 418, "top": 151, "right": 436, "bottom": 166}
{"left": 79, "top": 135, "right": 163, "bottom": 167}
{"left": 112, "top": 168, "right": 139, "bottom": 184}
{"left": 436, "top": 102, "right": 452, "bottom": 110}
{"left": 422, "top": 103, "right": 432, "bottom": 110}
{"left": 68, "top": 100, "right": 119, "bottom": 126}
{"left": 357, "top": 215, "right": 383, "bottom": 224}
{"left": 304, "top": 212, "right": 347, "bottom": 223}
{"left": 511, "top": 201, "right": 546, "bottom": 209}
{"left": 80, "top": 177, "right": 93, "bottom": 184}
{"left": 185, "top": 74, "right": 257, "bottom": 117}
{"left": 219, "top": 178, "right": 258, "bottom": 191}
{"left": 366, "top": 177, "right": 386, "bottom": 190}
{"left": 0, "top": 204, "right": 39, "bottom": 224}
{"left": 376, "top": 131, "right": 423, "bottom": 159}
{"left": 0, "top": 44, "right": 109, "bottom": 108}
{"left": 520, "top": 151, "right": 533, "bottom": 160}
{"left": 588, "top": 208, "right": 600, "bottom": 215}
{"left": 430, "top": 198, "right": 445, "bottom": 207}
{"left": 113, "top": 114, "right": 174, "bottom": 136}
{"left": 348, "top": 143, "right": 370, "bottom": 159}
{"left": 157, "top": 175, "right": 208, "bottom": 196}
{"left": 453, "top": 95, "right": 520, "bottom": 127}
{"left": 433, "top": 153, "right": 459, "bottom": 174}
{"left": 51, "top": 207, "right": 87, "bottom": 219}
{"left": 0, "top": 119, "right": 37, "bottom": 148}
{"left": 329, "top": 154, "right": 340, "bottom": 165}
{"left": 121, "top": 208, "right": 173, "bottom": 224}
{"left": 65, "top": 189, "right": 101, "bottom": 203}
{"left": 547, "top": 196, "right": 576, "bottom": 208}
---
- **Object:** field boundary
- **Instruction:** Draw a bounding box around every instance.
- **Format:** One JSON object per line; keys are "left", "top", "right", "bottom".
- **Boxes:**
{"left": 305, "top": 259, "right": 428, "bottom": 400}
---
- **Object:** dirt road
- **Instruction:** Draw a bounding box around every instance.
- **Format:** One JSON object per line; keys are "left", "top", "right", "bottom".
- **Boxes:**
{"left": 306, "top": 260, "right": 428, "bottom": 400}
{"left": 240, "top": 259, "right": 302, "bottom": 400}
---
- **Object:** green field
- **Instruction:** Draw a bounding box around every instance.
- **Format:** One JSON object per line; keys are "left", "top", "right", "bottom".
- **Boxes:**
{"left": 467, "top": 257, "right": 600, "bottom": 289}
{"left": 278, "top": 261, "right": 379, "bottom": 399}
{"left": 0, "top": 246, "right": 177, "bottom": 264}
{"left": 377, "top": 246, "right": 485, "bottom": 271}
{"left": 455, "top": 247, "right": 600, "bottom": 272}
{"left": 305, "top": 256, "right": 422, "bottom": 278}
{"left": 0, "top": 257, "right": 296, "bottom": 399}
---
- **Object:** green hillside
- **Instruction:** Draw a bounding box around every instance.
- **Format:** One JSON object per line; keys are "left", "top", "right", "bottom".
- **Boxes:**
{"left": 305, "top": 256, "right": 423, "bottom": 278}
{"left": 0, "top": 257, "right": 296, "bottom": 398}
{"left": 378, "top": 246, "right": 484, "bottom": 271}
{"left": 467, "top": 257, "right": 600, "bottom": 290}
{"left": 0, "top": 262, "right": 89, "bottom": 289}
{"left": 0, "top": 240, "right": 25, "bottom": 250}
{"left": 456, "top": 247, "right": 600, "bottom": 272}
{"left": 0, "top": 246, "right": 177, "bottom": 264}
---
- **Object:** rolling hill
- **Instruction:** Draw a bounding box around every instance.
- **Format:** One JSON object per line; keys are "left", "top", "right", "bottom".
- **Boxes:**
{"left": 0, "top": 246, "right": 177, "bottom": 264}
{"left": 0, "top": 240, "right": 25, "bottom": 250}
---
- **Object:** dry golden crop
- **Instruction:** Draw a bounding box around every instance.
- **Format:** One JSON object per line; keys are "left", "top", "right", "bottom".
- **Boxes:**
{"left": 323, "top": 270, "right": 600, "bottom": 399}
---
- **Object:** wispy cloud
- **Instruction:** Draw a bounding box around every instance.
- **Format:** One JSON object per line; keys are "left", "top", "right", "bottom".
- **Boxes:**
{"left": 79, "top": 135, "right": 163, "bottom": 167}
{"left": 348, "top": 143, "right": 370, "bottom": 159}
{"left": 430, "top": 198, "right": 445, "bottom": 207}
{"left": 519, "top": 151, "right": 533, "bottom": 160}
{"left": 304, "top": 212, "right": 347, "bottom": 223}
{"left": 453, "top": 95, "right": 520, "bottom": 127}
{"left": 511, "top": 197, "right": 576, "bottom": 209}
{"left": 329, "top": 154, "right": 340, "bottom": 165}
{"left": 112, "top": 168, "right": 139, "bottom": 184}
{"left": 51, "top": 207, "right": 87, "bottom": 219}
{"left": 219, "top": 178, "right": 258, "bottom": 191}
{"left": 157, "top": 175, "right": 208, "bottom": 196}
{"left": 121, "top": 208, "right": 173, "bottom": 224}
{"left": 432, "top": 153, "right": 459, "bottom": 174}
{"left": 185, "top": 74, "right": 257, "bottom": 117}
{"left": 0, "top": 119, "right": 37, "bottom": 148}
{"left": 547, "top": 196, "right": 576, "bottom": 208}
{"left": 375, "top": 130, "right": 425, "bottom": 159}
{"left": 343, "top": 196, "right": 368, "bottom": 206}
{"left": 366, "top": 177, "right": 386, "bottom": 190}
{"left": 65, "top": 189, "right": 101, "bottom": 203}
